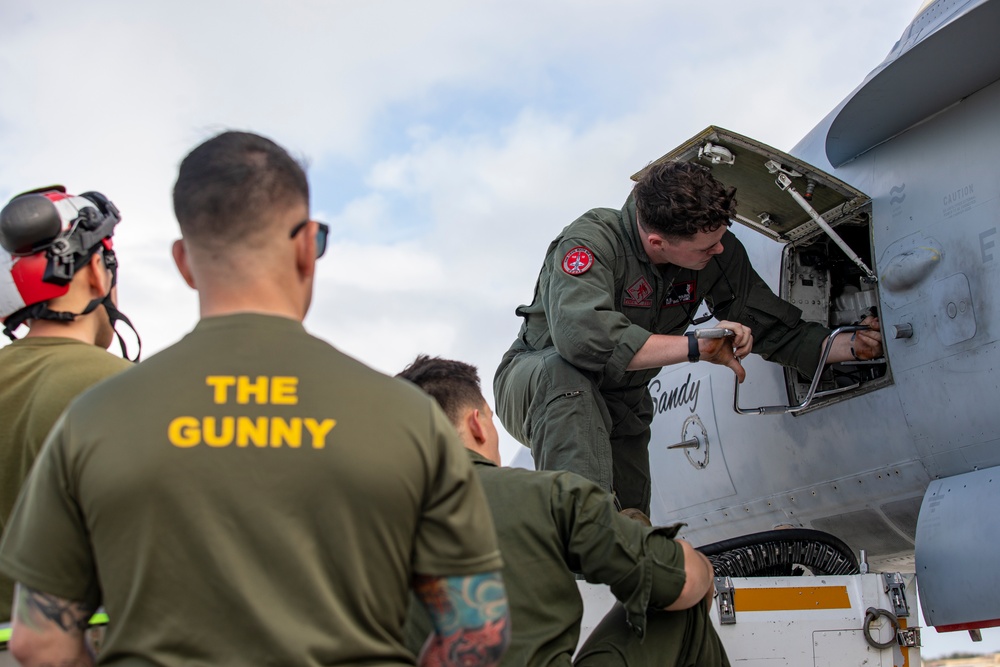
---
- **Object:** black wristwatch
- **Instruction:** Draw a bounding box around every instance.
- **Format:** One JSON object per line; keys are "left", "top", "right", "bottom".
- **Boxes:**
{"left": 685, "top": 332, "right": 700, "bottom": 363}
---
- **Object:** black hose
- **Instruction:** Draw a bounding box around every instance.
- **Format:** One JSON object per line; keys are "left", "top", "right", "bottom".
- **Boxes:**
{"left": 697, "top": 528, "right": 860, "bottom": 577}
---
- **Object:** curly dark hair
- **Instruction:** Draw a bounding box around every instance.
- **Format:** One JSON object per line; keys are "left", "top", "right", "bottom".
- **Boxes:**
{"left": 633, "top": 161, "right": 736, "bottom": 238}
{"left": 397, "top": 355, "right": 485, "bottom": 425}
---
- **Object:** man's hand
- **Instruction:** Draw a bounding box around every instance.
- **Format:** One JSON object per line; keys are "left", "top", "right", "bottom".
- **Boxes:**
{"left": 699, "top": 320, "right": 753, "bottom": 383}
{"left": 827, "top": 314, "right": 883, "bottom": 364}
{"left": 851, "top": 315, "right": 882, "bottom": 360}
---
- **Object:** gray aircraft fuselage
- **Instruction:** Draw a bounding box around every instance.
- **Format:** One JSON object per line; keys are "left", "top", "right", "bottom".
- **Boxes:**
{"left": 644, "top": 0, "right": 1000, "bottom": 631}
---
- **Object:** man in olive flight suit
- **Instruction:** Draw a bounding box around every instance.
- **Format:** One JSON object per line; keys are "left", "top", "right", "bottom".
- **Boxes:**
{"left": 400, "top": 354, "right": 729, "bottom": 667}
{"left": 495, "top": 161, "right": 883, "bottom": 515}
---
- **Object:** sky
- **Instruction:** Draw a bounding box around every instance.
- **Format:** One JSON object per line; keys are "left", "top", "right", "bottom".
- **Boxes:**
{"left": 1, "top": 0, "right": 996, "bottom": 659}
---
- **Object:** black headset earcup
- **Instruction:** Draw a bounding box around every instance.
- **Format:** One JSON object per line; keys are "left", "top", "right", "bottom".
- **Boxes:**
{"left": 0, "top": 194, "right": 63, "bottom": 254}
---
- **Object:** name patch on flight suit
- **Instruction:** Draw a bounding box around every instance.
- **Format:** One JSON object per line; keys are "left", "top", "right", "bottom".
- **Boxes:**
{"left": 623, "top": 276, "right": 653, "bottom": 307}
{"left": 562, "top": 246, "right": 594, "bottom": 275}
{"left": 662, "top": 280, "right": 697, "bottom": 308}
{"left": 167, "top": 375, "right": 337, "bottom": 450}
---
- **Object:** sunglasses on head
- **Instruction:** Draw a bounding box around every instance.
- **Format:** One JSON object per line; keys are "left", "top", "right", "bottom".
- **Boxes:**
{"left": 289, "top": 219, "right": 329, "bottom": 259}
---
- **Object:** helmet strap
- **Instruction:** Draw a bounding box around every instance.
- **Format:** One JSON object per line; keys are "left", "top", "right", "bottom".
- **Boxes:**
{"left": 79, "top": 252, "right": 141, "bottom": 361}
{"left": 3, "top": 304, "right": 74, "bottom": 340}
{"left": 102, "top": 296, "right": 141, "bottom": 362}
{"left": 4, "top": 249, "right": 141, "bottom": 361}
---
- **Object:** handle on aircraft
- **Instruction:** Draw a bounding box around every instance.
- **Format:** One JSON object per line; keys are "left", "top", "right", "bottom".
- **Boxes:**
{"left": 733, "top": 324, "right": 871, "bottom": 416}
{"left": 862, "top": 607, "right": 900, "bottom": 650}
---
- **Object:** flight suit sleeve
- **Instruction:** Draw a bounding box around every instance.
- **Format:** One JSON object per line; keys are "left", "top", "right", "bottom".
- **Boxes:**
{"left": 0, "top": 412, "right": 102, "bottom": 608}
{"left": 720, "top": 237, "right": 830, "bottom": 377}
{"left": 411, "top": 403, "right": 503, "bottom": 576}
{"left": 542, "top": 230, "right": 652, "bottom": 383}
{"left": 552, "top": 472, "right": 686, "bottom": 639}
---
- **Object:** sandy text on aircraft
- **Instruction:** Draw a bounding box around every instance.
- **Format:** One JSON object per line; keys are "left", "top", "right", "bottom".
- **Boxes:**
{"left": 649, "top": 373, "right": 700, "bottom": 416}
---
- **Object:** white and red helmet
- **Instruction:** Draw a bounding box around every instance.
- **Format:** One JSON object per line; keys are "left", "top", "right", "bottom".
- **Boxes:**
{"left": 0, "top": 186, "right": 135, "bottom": 351}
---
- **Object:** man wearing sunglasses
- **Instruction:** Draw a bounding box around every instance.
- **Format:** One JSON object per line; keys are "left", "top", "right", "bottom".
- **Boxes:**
{"left": 0, "top": 131, "right": 509, "bottom": 667}
{"left": 495, "top": 161, "right": 882, "bottom": 518}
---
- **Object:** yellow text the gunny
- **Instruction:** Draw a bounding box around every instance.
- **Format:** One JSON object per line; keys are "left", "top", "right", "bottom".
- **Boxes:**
{"left": 168, "top": 376, "right": 336, "bottom": 449}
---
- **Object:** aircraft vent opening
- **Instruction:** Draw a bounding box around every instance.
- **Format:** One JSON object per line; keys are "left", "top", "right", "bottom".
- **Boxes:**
{"left": 781, "top": 203, "right": 893, "bottom": 412}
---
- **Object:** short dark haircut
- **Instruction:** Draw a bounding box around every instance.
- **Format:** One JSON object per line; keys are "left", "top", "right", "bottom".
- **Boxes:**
{"left": 397, "top": 355, "right": 485, "bottom": 425}
{"left": 172, "top": 131, "right": 309, "bottom": 244}
{"left": 633, "top": 161, "right": 736, "bottom": 239}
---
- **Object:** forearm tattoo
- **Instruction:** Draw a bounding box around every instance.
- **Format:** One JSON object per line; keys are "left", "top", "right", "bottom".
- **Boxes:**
{"left": 414, "top": 572, "right": 510, "bottom": 667}
{"left": 15, "top": 584, "right": 95, "bottom": 636}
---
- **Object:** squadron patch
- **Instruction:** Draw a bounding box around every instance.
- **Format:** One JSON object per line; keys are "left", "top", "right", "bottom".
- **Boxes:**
{"left": 662, "top": 280, "right": 697, "bottom": 307}
{"left": 562, "top": 246, "right": 594, "bottom": 275}
{"left": 624, "top": 276, "right": 653, "bottom": 307}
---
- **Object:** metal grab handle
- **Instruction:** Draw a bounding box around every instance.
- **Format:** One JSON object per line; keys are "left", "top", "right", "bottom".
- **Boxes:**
{"left": 733, "top": 324, "right": 870, "bottom": 416}
{"left": 863, "top": 607, "right": 900, "bottom": 650}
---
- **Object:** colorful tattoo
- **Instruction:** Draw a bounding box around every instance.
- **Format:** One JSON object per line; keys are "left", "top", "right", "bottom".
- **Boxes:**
{"left": 16, "top": 584, "right": 94, "bottom": 635}
{"left": 414, "top": 572, "right": 510, "bottom": 667}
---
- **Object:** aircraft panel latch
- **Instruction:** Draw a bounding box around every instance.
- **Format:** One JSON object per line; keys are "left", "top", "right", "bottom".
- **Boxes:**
{"left": 883, "top": 572, "right": 910, "bottom": 618}
{"left": 897, "top": 626, "right": 921, "bottom": 648}
{"left": 715, "top": 576, "right": 736, "bottom": 625}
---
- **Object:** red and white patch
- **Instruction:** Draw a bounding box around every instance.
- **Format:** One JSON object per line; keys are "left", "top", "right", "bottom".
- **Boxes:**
{"left": 562, "top": 246, "right": 594, "bottom": 275}
{"left": 624, "top": 276, "right": 653, "bottom": 307}
{"left": 662, "top": 280, "right": 697, "bottom": 307}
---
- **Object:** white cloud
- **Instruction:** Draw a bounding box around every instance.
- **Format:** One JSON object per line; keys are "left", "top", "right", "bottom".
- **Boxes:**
{"left": 322, "top": 241, "right": 446, "bottom": 293}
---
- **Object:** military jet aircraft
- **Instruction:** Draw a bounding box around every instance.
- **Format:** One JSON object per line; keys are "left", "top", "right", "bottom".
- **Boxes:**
{"left": 634, "top": 0, "right": 1000, "bottom": 637}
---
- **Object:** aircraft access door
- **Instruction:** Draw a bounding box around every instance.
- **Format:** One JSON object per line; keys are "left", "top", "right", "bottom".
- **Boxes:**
{"left": 635, "top": 127, "right": 893, "bottom": 413}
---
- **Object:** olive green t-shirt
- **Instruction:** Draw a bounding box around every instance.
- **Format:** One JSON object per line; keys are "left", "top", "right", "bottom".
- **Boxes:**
{"left": 0, "top": 314, "right": 501, "bottom": 666}
{"left": 0, "top": 337, "right": 132, "bottom": 623}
